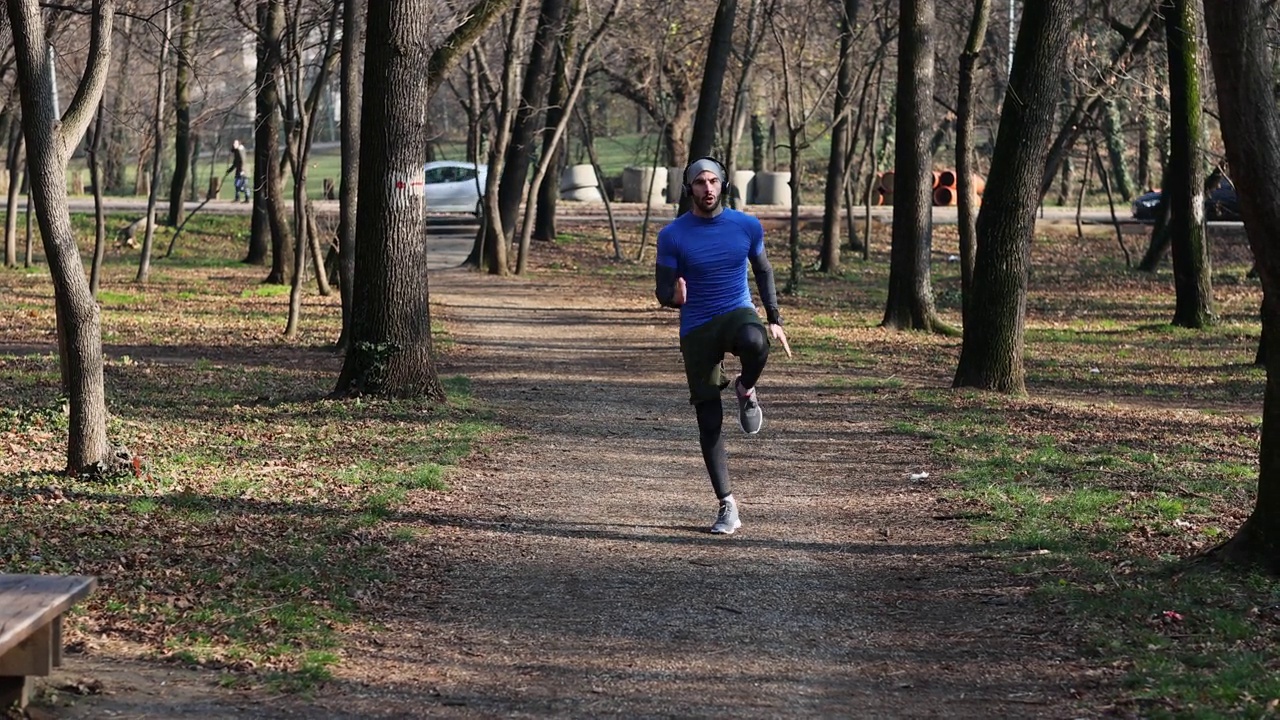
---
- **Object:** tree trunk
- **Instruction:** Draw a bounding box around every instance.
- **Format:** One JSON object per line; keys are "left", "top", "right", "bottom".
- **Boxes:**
{"left": 751, "top": 113, "right": 765, "bottom": 172}
{"left": 724, "top": 0, "right": 762, "bottom": 210}
{"left": 1138, "top": 66, "right": 1156, "bottom": 191}
{"left": 336, "top": 0, "right": 363, "bottom": 350}
{"left": 956, "top": 0, "right": 991, "bottom": 327}
{"left": 1163, "top": 0, "right": 1214, "bottom": 329}
{"left": 1138, "top": 164, "right": 1172, "bottom": 271}
{"left": 882, "top": 0, "right": 944, "bottom": 331}
{"left": 103, "top": 14, "right": 131, "bottom": 194}
{"left": 4, "top": 119, "right": 20, "bottom": 267}
{"left": 677, "top": 0, "right": 736, "bottom": 217}
{"left": 819, "top": 0, "right": 860, "bottom": 272}
{"left": 473, "top": 0, "right": 531, "bottom": 274}
{"left": 166, "top": 0, "right": 196, "bottom": 227}
{"left": 8, "top": 0, "right": 118, "bottom": 473}
{"left": 1038, "top": 2, "right": 1158, "bottom": 201}
{"left": 88, "top": 99, "right": 106, "bottom": 295}
{"left": 335, "top": 0, "right": 445, "bottom": 401}
{"left": 284, "top": 0, "right": 340, "bottom": 335}
{"left": 260, "top": 0, "right": 292, "bottom": 283}
{"left": 515, "top": 0, "right": 619, "bottom": 274}
{"left": 953, "top": 0, "right": 1071, "bottom": 393}
{"left": 532, "top": 0, "right": 575, "bottom": 244}
{"left": 1204, "top": 0, "right": 1280, "bottom": 572}
{"left": 494, "top": 0, "right": 570, "bottom": 265}
{"left": 1102, "top": 99, "right": 1134, "bottom": 202}
{"left": 136, "top": 4, "right": 170, "bottom": 284}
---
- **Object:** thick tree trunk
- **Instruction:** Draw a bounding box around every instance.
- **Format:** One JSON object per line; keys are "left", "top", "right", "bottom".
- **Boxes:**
{"left": 819, "top": 0, "right": 860, "bottom": 273}
{"left": 956, "top": 0, "right": 991, "bottom": 327}
{"left": 166, "top": 0, "right": 196, "bottom": 227}
{"left": 335, "top": 0, "right": 444, "bottom": 401}
{"left": 1204, "top": 0, "right": 1280, "bottom": 573}
{"left": 882, "top": 0, "right": 943, "bottom": 331}
{"left": 1163, "top": 0, "right": 1214, "bottom": 329}
{"left": 336, "top": 0, "right": 363, "bottom": 350}
{"left": 8, "top": 0, "right": 118, "bottom": 473}
{"left": 677, "top": 0, "right": 736, "bottom": 217}
{"left": 953, "top": 0, "right": 1071, "bottom": 393}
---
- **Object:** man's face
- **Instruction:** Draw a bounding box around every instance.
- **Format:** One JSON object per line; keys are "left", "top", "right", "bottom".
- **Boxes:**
{"left": 690, "top": 170, "right": 721, "bottom": 214}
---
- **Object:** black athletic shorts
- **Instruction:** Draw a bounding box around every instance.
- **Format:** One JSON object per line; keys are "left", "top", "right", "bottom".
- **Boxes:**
{"left": 679, "top": 307, "right": 768, "bottom": 404}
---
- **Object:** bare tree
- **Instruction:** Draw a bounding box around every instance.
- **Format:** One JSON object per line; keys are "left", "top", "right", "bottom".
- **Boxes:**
{"left": 955, "top": 0, "right": 990, "bottom": 326}
{"left": 882, "top": 0, "right": 946, "bottom": 331}
{"left": 514, "top": 0, "right": 622, "bottom": 274}
{"left": 1203, "top": 0, "right": 1280, "bottom": 572}
{"left": 336, "top": 0, "right": 363, "bottom": 351}
{"left": 1162, "top": 0, "right": 1214, "bottom": 329}
{"left": 7, "top": 0, "right": 121, "bottom": 473}
{"left": 87, "top": 99, "right": 107, "bottom": 294}
{"left": 3, "top": 111, "right": 20, "bottom": 268}
{"left": 677, "top": 0, "right": 737, "bottom": 217}
{"left": 818, "top": 0, "right": 862, "bottom": 272}
{"left": 1038, "top": 2, "right": 1159, "bottom": 202}
{"left": 488, "top": 0, "right": 570, "bottom": 275}
{"left": 334, "top": 0, "right": 444, "bottom": 399}
{"left": 135, "top": 3, "right": 171, "bottom": 283}
{"left": 167, "top": 0, "right": 198, "bottom": 227}
{"left": 953, "top": 0, "right": 1072, "bottom": 393}
{"left": 472, "top": 0, "right": 530, "bottom": 274}
{"left": 284, "top": 0, "right": 341, "bottom": 337}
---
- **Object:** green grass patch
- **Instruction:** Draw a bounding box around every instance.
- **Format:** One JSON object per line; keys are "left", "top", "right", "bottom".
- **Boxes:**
{"left": 0, "top": 220, "right": 498, "bottom": 692}
{"left": 908, "top": 387, "right": 1271, "bottom": 716}
{"left": 240, "top": 284, "right": 291, "bottom": 298}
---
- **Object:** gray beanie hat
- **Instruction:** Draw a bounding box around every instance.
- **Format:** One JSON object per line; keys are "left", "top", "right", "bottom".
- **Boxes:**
{"left": 685, "top": 158, "right": 726, "bottom": 187}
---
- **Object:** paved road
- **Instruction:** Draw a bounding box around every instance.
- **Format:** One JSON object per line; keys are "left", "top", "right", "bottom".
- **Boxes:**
{"left": 51, "top": 196, "right": 1169, "bottom": 227}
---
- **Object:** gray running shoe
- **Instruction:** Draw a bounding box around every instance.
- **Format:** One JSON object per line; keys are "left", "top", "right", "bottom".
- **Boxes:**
{"left": 711, "top": 497, "right": 742, "bottom": 535}
{"left": 736, "top": 377, "right": 763, "bottom": 435}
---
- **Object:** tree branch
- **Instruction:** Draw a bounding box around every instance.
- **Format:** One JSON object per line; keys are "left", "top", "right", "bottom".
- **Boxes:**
{"left": 58, "top": 0, "right": 114, "bottom": 155}
{"left": 426, "top": 0, "right": 516, "bottom": 98}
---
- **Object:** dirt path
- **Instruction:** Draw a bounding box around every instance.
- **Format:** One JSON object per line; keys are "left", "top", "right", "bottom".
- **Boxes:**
{"left": 319, "top": 268, "right": 1107, "bottom": 718}
{"left": 38, "top": 266, "right": 1108, "bottom": 719}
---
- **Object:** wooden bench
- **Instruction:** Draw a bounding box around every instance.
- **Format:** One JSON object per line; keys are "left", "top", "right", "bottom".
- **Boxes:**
{"left": 0, "top": 574, "right": 96, "bottom": 710}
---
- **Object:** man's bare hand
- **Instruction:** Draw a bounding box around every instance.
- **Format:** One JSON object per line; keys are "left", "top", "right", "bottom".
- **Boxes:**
{"left": 673, "top": 277, "right": 687, "bottom": 306}
{"left": 770, "top": 323, "right": 792, "bottom": 358}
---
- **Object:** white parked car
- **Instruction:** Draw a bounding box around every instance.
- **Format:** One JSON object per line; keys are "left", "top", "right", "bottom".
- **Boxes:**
{"left": 424, "top": 160, "right": 487, "bottom": 215}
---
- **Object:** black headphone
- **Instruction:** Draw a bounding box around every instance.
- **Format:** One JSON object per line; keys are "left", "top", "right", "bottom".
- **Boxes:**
{"left": 681, "top": 155, "right": 728, "bottom": 203}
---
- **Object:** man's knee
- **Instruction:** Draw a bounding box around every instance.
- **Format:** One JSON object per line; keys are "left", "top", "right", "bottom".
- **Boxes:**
{"left": 733, "top": 323, "right": 769, "bottom": 359}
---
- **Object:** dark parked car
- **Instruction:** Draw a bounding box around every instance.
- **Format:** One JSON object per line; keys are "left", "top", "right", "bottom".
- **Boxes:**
{"left": 1131, "top": 174, "right": 1240, "bottom": 222}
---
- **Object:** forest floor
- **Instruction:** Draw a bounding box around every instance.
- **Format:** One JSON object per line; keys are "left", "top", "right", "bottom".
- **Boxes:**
{"left": 4, "top": 215, "right": 1276, "bottom": 718}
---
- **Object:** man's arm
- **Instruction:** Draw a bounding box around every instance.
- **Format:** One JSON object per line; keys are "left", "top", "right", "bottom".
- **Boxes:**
{"left": 748, "top": 251, "right": 782, "bottom": 325}
{"left": 655, "top": 264, "right": 683, "bottom": 308}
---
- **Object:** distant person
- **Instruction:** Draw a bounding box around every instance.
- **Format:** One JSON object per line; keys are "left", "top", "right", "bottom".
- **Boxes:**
{"left": 654, "top": 156, "right": 791, "bottom": 535}
{"left": 227, "top": 140, "right": 249, "bottom": 203}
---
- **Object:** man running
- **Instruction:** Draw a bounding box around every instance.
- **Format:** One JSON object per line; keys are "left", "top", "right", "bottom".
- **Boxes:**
{"left": 654, "top": 156, "right": 791, "bottom": 535}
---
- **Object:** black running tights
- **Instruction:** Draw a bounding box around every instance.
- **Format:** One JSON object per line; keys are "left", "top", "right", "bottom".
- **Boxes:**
{"left": 694, "top": 323, "right": 770, "bottom": 500}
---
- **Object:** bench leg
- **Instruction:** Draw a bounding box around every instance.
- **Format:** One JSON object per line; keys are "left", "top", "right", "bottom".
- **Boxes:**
{"left": 0, "top": 675, "right": 29, "bottom": 710}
